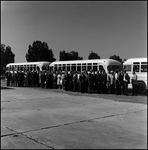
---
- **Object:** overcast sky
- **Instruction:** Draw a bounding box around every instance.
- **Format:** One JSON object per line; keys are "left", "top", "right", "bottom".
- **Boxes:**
{"left": 1, "top": 1, "right": 147, "bottom": 63}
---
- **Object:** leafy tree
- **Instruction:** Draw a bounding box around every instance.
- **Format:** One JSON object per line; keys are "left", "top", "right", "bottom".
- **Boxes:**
{"left": 122, "top": 59, "right": 127, "bottom": 63}
{"left": 88, "top": 51, "right": 101, "bottom": 59}
{"left": 109, "top": 55, "right": 122, "bottom": 63}
{"left": 59, "top": 50, "right": 83, "bottom": 61}
{"left": 1, "top": 44, "right": 15, "bottom": 75}
{"left": 25, "top": 41, "right": 56, "bottom": 62}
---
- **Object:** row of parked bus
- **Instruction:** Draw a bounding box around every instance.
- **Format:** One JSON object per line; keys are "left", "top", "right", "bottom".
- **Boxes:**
{"left": 5, "top": 58, "right": 147, "bottom": 94}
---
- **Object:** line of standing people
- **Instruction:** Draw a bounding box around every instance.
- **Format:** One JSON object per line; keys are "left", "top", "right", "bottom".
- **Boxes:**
{"left": 5, "top": 69, "right": 138, "bottom": 96}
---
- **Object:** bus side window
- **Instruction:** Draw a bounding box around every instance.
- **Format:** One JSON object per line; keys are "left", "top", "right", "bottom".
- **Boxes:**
{"left": 123, "top": 65, "right": 131, "bottom": 72}
{"left": 87, "top": 63, "right": 92, "bottom": 71}
{"left": 77, "top": 64, "right": 81, "bottom": 72}
{"left": 67, "top": 64, "right": 70, "bottom": 71}
{"left": 93, "top": 63, "right": 98, "bottom": 71}
{"left": 71, "top": 64, "right": 76, "bottom": 71}
{"left": 82, "top": 63, "right": 86, "bottom": 71}
{"left": 50, "top": 66, "right": 53, "bottom": 72}
{"left": 30, "top": 65, "right": 32, "bottom": 71}
{"left": 54, "top": 65, "right": 57, "bottom": 71}
{"left": 63, "top": 64, "right": 66, "bottom": 71}
{"left": 20, "top": 65, "right": 23, "bottom": 71}
{"left": 58, "top": 64, "right": 61, "bottom": 71}
{"left": 133, "top": 62, "right": 139, "bottom": 72}
{"left": 141, "top": 62, "right": 147, "bottom": 72}
{"left": 12, "top": 65, "right": 14, "bottom": 71}
{"left": 27, "top": 65, "right": 29, "bottom": 71}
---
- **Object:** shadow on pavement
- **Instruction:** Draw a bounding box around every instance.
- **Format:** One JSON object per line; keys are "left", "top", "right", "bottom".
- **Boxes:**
{"left": 1, "top": 86, "right": 15, "bottom": 90}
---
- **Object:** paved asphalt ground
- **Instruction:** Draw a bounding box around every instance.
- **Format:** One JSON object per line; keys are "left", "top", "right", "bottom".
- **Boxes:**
{"left": 1, "top": 79, "right": 147, "bottom": 149}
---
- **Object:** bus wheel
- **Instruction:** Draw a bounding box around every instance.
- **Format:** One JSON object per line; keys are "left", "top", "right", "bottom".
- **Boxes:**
{"left": 137, "top": 82, "right": 146, "bottom": 94}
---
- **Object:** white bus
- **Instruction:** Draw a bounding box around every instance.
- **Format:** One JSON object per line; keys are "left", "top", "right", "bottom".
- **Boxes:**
{"left": 6, "top": 61, "right": 50, "bottom": 72}
{"left": 49, "top": 59, "right": 122, "bottom": 73}
{"left": 123, "top": 57, "right": 147, "bottom": 94}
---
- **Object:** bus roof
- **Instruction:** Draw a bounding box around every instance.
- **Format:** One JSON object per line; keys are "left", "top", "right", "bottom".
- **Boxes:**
{"left": 50, "top": 59, "right": 121, "bottom": 66}
{"left": 6, "top": 61, "right": 50, "bottom": 67}
{"left": 123, "top": 58, "right": 147, "bottom": 64}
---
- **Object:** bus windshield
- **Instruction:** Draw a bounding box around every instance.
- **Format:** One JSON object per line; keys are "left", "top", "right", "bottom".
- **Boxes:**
{"left": 107, "top": 65, "right": 121, "bottom": 72}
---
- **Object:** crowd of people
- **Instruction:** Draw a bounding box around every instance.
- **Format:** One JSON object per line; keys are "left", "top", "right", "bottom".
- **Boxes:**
{"left": 5, "top": 69, "right": 138, "bottom": 96}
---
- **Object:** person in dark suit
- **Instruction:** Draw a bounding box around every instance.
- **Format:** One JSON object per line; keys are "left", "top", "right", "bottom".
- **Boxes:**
{"left": 41, "top": 71, "right": 46, "bottom": 89}
{"left": 115, "top": 70, "right": 120, "bottom": 95}
{"left": 84, "top": 71, "right": 88, "bottom": 93}
{"left": 88, "top": 70, "right": 92, "bottom": 93}
{"left": 117, "top": 70, "right": 122, "bottom": 95}
{"left": 96, "top": 70, "right": 101, "bottom": 94}
{"left": 64, "top": 71, "right": 69, "bottom": 91}
{"left": 91, "top": 71, "right": 96, "bottom": 93}
{"left": 5, "top": 70, "right": 11, "bottom": 87}
{"left": 72, "top": 71, "right": 77, "bottom": 92}
{"left": 80, "top": 71, "right": 85, "bottom": 93}
{"left": 123, "top": 70, "right": 130, "bottom": 96}
{"left": 102, "top": 70, "right": 107, "bottom": 94}
{"left": 28, "top": 71, "right": 31, "bottom": 87}
{"left": 69, "top": 71, "right": 73, "bottom": 91}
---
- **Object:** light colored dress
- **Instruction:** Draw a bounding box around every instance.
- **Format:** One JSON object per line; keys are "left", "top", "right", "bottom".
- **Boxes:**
{"left": 57, "top": 74, "right": 61, "bottom": 85}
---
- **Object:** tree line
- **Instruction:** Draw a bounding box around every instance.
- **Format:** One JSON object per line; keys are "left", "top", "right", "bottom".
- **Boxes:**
{"left": 1, "top": 40, "right": 125, "bottom": 75}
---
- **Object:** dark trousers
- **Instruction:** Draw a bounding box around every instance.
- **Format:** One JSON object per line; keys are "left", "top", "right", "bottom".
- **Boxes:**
{"left": 110, "top": 84, "right": 115, "bottom": 94}
{"left": 6, "top": 79, "right": 10, "bottom": 86}
{"left": 80, "top": 82, "right": 85, "bottom": 93}
{"left": 73, "top": 81, "right": 77, "bottom": 92}
{"left": 92, "top": 82, "right": 96, "bottom": 93}
{"left": 97, "top": 83, "right": 101, "bottom": 94}
{"left": 69, "top": 82, "right": 73, "bottom": 91}
{"left": 88, "top": 82, "right": 92, "bottom": 93}
{"left": 115, "top": 80, "right": 121, "bottom": 95}
{"left": 78, "top": 81, "right": 81, "bottom": 92}
{"left": 132, "top": 83, "right": 138, "bottom": 95}
{"left": 102, "top": 82, "right": 107, "bottom": 94}
{"left": 64, "top": 81, "right": 68, "bottom": 91}
{"left": 15, "top": 80, "right": 19, "bottom": 87}
{"left": 28, "top": 79, "right": 31, "bottom": 87}
{"left": 84, "top": 81, "right": 88, "bottom": 93}
{"left": 124, "top": 81, "right": 128, "bottom": 96}
{"left": 53, "top": 80, "right": 57, "bottom": 88}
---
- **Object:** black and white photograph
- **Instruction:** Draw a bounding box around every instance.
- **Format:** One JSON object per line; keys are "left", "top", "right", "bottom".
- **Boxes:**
{"left": 1, "top": 1, "right": 147, "bottom": 149}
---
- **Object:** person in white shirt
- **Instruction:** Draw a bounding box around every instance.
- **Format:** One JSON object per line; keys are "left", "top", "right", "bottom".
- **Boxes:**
{"left": 57, "top": 71, "right": 62, "bottom": 89}
{"left": 131, "top": 71, "right": 138, "bottom": 95}
{"left": 109, "top": 70, "right": 115, "bottom": 94}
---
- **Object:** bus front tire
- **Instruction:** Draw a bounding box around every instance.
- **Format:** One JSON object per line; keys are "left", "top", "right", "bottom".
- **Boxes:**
{"left": 137, "top": 82, "right": 146, "bottom": 94}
